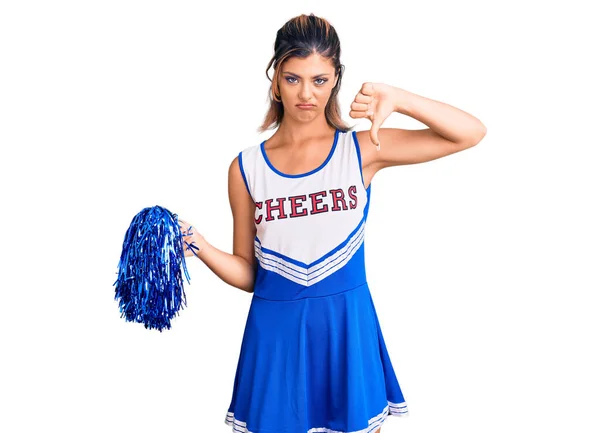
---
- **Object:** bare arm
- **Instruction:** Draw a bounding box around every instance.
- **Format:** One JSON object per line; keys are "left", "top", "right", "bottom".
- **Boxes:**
{"left": 181, "top": 156, "right": 256, "bottom": 293}
{"left": 349, "top": 83, "right": 486, "bottom": 185}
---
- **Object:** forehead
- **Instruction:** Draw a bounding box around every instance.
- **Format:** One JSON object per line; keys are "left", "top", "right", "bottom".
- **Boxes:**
{"left": 282, "top": 53, "right": 335, "bottom": 75}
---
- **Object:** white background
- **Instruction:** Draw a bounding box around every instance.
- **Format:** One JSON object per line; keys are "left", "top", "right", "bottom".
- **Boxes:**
{"left": 1, "top": 1, "right": 598, "bottom": 432}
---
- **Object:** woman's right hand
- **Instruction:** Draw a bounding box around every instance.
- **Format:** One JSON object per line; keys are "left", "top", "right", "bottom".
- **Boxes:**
{"left": 177, "top": 217, "right": 206, "bottom": 258}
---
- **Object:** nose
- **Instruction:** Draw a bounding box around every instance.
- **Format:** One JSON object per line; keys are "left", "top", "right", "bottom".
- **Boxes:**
{"left": 299, "top": 82, "right": 312, "bottom": 102}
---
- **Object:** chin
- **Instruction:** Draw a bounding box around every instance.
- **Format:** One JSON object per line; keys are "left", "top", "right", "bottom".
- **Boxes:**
{"left": 295, "top": 113, "right": 318, "bottom": 123}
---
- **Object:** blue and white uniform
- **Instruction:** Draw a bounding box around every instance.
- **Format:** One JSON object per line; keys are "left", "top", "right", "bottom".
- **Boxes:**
{"left": 225, "top": 129, "right": 408, "bottom": 433}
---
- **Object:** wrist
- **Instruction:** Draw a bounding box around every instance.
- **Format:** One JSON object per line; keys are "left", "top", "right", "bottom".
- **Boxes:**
{"left": 195, "top": 234, "right": 208, "bottom": 257}
{"left": 393, "top": 87, "right": 411, "bottom": 115}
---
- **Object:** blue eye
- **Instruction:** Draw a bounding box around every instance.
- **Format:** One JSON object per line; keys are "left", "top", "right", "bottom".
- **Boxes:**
{"left": 284, "top": 76, "right": 328, "bottom": 85}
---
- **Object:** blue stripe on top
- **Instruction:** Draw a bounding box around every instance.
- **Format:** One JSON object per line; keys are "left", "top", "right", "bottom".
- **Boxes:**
{"left": 238, "top": 151, "right": 252, "bottom": 200}
{"left": 351, "top": 130, "right": 366, "bottom": 189}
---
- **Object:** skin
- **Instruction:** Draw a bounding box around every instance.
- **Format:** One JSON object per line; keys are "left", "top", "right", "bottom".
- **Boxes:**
{"left": 177, "top": 52, "right": 486, "bottom": 432}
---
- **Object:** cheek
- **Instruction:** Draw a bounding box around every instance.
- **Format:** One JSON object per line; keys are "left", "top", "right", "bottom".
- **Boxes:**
{"left": 317, "top": 86, "right": 334, "bottom": 102}
{"left": 280, "top": 85, "right": 292, "bottom": 97}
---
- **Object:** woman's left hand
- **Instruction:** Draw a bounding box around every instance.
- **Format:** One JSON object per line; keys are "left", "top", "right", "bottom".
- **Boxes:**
{"left": 349, "top": 82, "right": 399, "bottom": 149}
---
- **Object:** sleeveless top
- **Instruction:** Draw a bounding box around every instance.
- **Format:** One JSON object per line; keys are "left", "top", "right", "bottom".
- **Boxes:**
{"left": 237, "top": 129, "right": 371, "bottom": 301}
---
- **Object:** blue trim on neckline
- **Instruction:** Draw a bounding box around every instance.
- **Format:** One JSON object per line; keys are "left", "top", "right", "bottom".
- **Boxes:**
{"left": 260, "top": 130, "right": 340, "bottom": 178}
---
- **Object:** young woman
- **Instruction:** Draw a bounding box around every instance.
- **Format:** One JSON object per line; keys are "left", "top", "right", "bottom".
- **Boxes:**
{"left": 179, "top": 13, "right": 486, "bottom": 433}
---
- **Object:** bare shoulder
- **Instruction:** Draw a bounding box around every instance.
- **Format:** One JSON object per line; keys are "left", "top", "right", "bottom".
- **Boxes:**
{"left": 228, "top": 154, "right": 253, "bottom": 213}
{"left": 228, "top": 155, "right": 243, "bottom": 189}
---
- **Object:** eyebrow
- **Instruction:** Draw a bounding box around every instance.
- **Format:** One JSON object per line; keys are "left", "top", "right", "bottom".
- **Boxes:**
{"left": 282, "top": 71, "right": 330, "bottom": 79}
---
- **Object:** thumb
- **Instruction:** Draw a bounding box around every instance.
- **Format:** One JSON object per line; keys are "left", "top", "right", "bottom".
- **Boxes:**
{"left": 370, "top": 114, "right": 383, "bottom": 149}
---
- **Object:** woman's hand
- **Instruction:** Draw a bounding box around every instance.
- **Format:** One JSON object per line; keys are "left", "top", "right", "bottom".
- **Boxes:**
{"left": 177, "top": 218, "right": 206, "bottom": 258}
{"left": 349, "top": 82, "right": 399, "bottom": 150}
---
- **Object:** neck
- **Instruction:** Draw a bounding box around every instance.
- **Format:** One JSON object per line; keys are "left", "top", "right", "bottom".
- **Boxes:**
{"left": 275, "top": 116, "right": 336, "bottom": 146}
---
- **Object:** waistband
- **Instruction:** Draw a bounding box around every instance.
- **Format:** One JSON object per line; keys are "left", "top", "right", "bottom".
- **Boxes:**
{"left": 253, "top": 281, "right": 369, "bottom": 302}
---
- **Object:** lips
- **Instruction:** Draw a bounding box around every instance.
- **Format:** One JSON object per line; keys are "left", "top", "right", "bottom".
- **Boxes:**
{"left": 296, "top": 104, "right": 315, "bottom": 108}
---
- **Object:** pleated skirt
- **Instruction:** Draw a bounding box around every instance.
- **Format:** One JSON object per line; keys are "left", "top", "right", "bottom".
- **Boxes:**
{"left": 225, "top": 282, "right": 408, "bottom": 433}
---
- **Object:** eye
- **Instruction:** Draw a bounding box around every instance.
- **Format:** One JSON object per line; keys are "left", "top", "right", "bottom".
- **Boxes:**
{"left": 315, "top": 78, "right": 328, "bottom": 85}
{"left": 285, "top": 76, "right": 298, "bottom": 84}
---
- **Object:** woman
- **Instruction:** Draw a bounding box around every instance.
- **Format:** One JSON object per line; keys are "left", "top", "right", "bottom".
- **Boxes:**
{"left": 179, "top": 13, "right": 486, "bottom": 433}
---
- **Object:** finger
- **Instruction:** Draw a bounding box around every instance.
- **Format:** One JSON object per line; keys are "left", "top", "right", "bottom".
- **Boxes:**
{"left": 350, "top": 101, "right": 369, "bottom": 112}
{"left": 360, "top": 82, "right": 375, "bottom": 96}
{"left": 178, "top": 219, "right": 194, "bottom": 236}
{"left": 349, "top": 110, "right": 368, "bottom": 119}
{"left": 354, "top": 93, "right": 371, "bottom": 104}
{"left": 184, "top": 240, "right": 201, "bottom": 257}
{"left": 370, "top": 115, "right": 384, "bottom": 148}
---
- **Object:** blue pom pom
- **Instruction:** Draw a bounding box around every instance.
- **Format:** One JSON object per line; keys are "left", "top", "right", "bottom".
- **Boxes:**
{"left": 113, "top": 205, "right": 190, "bottom": 331}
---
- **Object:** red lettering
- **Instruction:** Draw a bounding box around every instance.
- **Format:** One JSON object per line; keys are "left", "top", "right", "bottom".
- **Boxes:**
{"left": 348, "top": 185, "right": 357, "bottom": 209}
{"left": 255, "top": 201, "right": 263, "bottom": 225}
{"left": 309, "top": 191, "right": 328, "bottom": 215}
{"left": 329, "top": 188, "right": 348, "bottom": 211}
{"left": 265, "top": 198, "right": 287, "bottom": 221}
{"left": 257, "top": 186, "right": 358, "bottom": 222}
{"left": 289, "top": 194, "right": 308, "bottom": 217}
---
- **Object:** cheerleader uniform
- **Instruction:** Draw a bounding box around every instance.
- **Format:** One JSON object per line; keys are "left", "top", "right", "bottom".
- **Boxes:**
{"left": 225, "top": 129, "right": 409, "bottom": 433}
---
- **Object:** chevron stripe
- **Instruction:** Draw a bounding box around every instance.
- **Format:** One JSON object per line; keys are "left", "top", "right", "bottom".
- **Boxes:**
{"left": 254, "top": 221, "right": 365, "bottom": 286}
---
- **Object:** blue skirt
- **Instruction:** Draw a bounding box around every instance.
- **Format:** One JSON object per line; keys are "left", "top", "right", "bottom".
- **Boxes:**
{"left": 225, "top": 282, "right": 408, "bottom": 433}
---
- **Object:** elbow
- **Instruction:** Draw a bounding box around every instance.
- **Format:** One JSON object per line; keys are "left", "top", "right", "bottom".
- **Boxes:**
{"left": 461, "top": 124, "right": 487, "bottom": 149}
{"left": 472, "top": 122, "right": 487, "bottom": 146}
{"left": 242, "top": 270, "right": 256, "bottom": 294}
{"left": 232, "top": 280, "right": 254, "bottom": 293}
{"left": 233, "top": 256, "right": 256, "bottom": 293}
{"left": 478, "top": 123, "right": 487, "bottom": 141}
{"left": 240, "top": 278, "right": 255, "bottom": 293}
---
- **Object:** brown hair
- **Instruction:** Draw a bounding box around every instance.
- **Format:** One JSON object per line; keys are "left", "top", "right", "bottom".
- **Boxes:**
{"left": 258, "top": 14, "right": 351, "bottom": 133}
